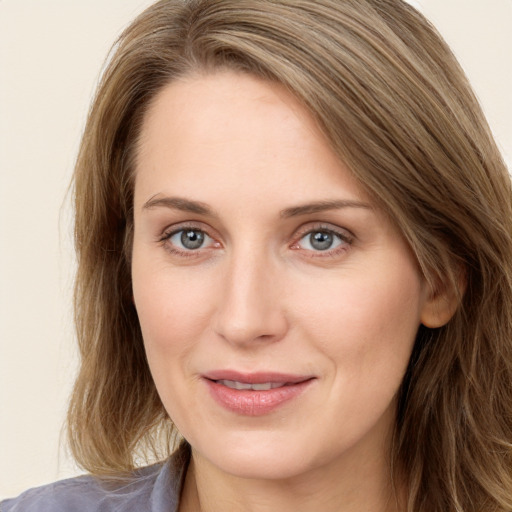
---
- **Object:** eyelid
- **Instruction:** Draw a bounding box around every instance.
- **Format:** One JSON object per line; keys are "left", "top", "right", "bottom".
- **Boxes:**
{"left": 158, "top": 221, "right": 222, "bottom": 256}
{"left": 292, "top": 222, "right": 354, "bottom": 243}
{"left": 159, "top": 221, "right": 217, "bottom": 241}
{"left": 290, "top": 222, "right": 355, "bottom": 255}
{"left": 156, "top": 220, "right": 354, "bottom": 259}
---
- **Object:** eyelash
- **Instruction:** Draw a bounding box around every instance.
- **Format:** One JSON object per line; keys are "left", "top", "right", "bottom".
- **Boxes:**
{"left": 158, "top": 223, "right": 219, "bottom": 259}
{"left": 291, "top": 224, "right": 354, "bottom": 258}
{"left": 158, "top": 222, "right": 354, "bottom": 259}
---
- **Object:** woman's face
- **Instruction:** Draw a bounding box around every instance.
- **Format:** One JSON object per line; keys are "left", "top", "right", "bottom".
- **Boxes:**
{"left": 132, "top": 71, "right": 435, "bottom": 481}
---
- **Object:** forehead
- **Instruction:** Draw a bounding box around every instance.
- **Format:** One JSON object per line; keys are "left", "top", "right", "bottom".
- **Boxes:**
{"left": 134, "top": 71, "right": 368, "bottom": 210}
{"left": 137, "top": 71, "right": 320, "bottom": 163}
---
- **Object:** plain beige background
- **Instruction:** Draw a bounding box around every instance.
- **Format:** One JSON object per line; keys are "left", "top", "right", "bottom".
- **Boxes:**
{"left": 1, "top": 0, "right": 511, "bottom": 500}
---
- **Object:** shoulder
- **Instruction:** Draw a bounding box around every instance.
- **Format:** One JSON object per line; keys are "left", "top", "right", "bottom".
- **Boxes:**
{"left": 1, "top": 444, "right": 189, "bottom": 512}
{"left": 0, "top": 466, "right": 161, "bottom": 512}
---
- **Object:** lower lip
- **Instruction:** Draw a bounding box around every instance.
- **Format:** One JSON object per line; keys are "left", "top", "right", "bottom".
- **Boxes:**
{"left": 204, "top": 379, "right": 313, "bottom": 416}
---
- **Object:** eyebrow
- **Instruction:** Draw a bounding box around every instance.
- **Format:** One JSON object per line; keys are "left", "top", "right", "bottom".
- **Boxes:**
{"left": 142, "top": 195, "right": 215, "bottom": 215}
{"left": 142, "top": 195, "right": 371, "bottom": 218}
{"left": 280, "top": 199, "right": 372, "bottom": 218}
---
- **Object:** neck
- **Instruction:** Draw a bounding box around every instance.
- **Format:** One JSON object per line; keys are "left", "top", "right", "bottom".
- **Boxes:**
{"left": 179, "top": 446, "right": 403, "bottom": 512}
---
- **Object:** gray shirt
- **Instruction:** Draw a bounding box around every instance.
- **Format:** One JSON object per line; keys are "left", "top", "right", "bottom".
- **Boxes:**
{"left": 0, "top": 444, "right": 189, "bottom": 512}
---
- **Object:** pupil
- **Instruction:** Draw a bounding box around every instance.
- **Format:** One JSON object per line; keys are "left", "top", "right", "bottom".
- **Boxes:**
{"left": 181, "top": 230, "right": 204, "bottom": 249}
{"left": 310, "top": 231, "right": 333, "bottom": 251}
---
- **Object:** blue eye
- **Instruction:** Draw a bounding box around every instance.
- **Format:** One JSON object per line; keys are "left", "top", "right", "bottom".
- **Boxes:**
{"left": 298, "top": 230, "right": 345, "bottom": 251}
{"left": 168, "top": 229, "right": 212, "bottom": 250}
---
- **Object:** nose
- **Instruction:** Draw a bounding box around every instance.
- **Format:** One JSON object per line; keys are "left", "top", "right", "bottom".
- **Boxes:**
{"left": 213, "top": 250, "right": 289, "bottom": 348}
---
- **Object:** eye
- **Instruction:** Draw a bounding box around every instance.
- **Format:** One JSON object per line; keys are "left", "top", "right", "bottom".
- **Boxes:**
{"left": 294, "top": 227, "right": 352, "bottom": 253}
{"left": 168, "top": 228, "right": 213, "bottom": 251}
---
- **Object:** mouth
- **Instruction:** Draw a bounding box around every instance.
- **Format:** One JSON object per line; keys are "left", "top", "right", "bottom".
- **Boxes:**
{"left": 202, "top": 371, "right": 315, "bottom": 416}
{"left": 214, "top": 380, "right": 291, "bottom": 391}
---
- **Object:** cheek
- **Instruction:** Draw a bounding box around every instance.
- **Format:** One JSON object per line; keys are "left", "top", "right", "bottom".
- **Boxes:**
{"left": 131, "top": 253, "right": 215, "bottom": 360}
{"left": 292, "top": 260, "right": 424, "bottom": 374}
{"left": 131, "top": 256, "right": 218, "bottom": 423}
{"left": 289, "top": 263, "right": 424, "bottom": 444}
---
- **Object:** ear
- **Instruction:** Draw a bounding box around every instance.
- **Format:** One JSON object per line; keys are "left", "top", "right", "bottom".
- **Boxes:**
{"left": 420, "top": 272, "right": 465, "bottom": 328}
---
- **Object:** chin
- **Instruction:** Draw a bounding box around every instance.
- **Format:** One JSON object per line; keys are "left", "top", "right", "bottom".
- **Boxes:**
{"left": 211, "top": 446, "right": 310, "bottom": 480}
{"left": 189, "top": 428, "right": 328, "bottom": 481}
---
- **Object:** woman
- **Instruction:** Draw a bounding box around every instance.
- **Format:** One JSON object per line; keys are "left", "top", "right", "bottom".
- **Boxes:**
{"left": 3, "top": 0, "right": 512, "bottom": 511}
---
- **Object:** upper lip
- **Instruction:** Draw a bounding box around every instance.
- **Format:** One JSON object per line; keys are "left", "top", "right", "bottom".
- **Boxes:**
{"left": 203, "top": 370, "right": 314, "bottom": 384}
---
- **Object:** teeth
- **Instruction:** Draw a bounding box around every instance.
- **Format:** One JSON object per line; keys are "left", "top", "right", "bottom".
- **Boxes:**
{"left": 217, "top": 380, "right": 285, "bottom": 391}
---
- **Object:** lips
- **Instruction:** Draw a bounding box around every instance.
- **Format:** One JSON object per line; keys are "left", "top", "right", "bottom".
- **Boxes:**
{"left": 203, "top": 370, "right": 314, "bottom": 416}
{"left": 216, "top": 380, "right": 287, "bottom": 390}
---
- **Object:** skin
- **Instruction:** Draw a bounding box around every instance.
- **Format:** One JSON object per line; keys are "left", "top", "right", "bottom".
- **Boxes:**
{"left": 131, "top": 71, "right": 454, "bottom": 512}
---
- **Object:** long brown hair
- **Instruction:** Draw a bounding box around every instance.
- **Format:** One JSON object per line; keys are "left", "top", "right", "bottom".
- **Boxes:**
{"left": 68, "top": 1, "right": 512, "bottom": 510}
